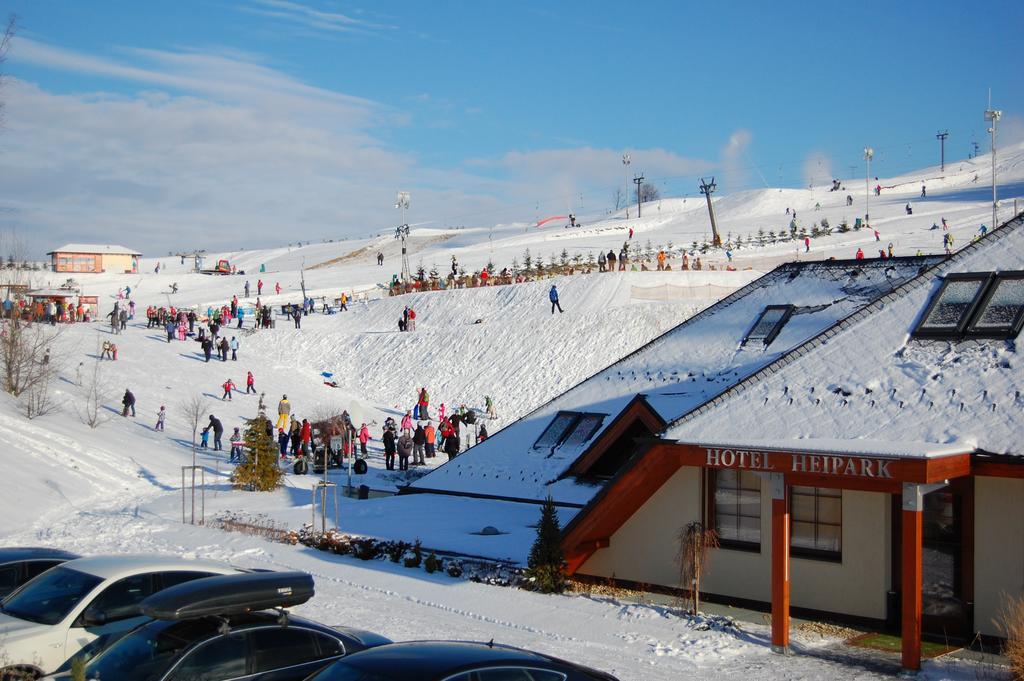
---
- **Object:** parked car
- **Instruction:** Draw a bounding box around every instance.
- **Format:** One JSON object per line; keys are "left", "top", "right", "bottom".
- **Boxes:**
{"left": 303, "top": 641, "right": 620, "bottom": 681}
{"left": 43, "top": 571, "right": 390, "bottom": 681}
{"left": 0, "top": 554, "right": 240, "bottom": 679}
{"left": 0, "top": 548, "right": 79, "bottom": 599}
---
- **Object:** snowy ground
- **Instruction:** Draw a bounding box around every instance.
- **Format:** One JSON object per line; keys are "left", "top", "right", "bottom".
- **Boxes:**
{"left": 1, "top": 147, "right": 1021, "bottom": 679}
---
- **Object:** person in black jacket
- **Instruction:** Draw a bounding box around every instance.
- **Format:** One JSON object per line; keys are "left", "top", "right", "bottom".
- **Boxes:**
{"left": 121, "top": 389, "right": 136, "bottom": 417}
{"left": 397, "top": 432, "right": 413, "bottom": 471}
{"left": 412, "top": 424, "right": 426, "bottom": 465}
{"left": 382, "top": 427, "right": 397, "bottom": 470}
{"left": 208, "top": 415, "right": 224, "bottom": 451}
{"left": 201, "top": 337, "right": 213, "bottom": 362}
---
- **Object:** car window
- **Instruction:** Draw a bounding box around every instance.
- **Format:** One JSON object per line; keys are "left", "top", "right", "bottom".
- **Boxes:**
{"left": 159, "top": 570, "right": 217, "bottom": 590}
{"left": 85, "top": 573, "right": 155, "bottom": 622}
{"left": 250, "top": 627, "right": 321, "bottom": 672}
{"left": 0, "top": 564, "right": 19, "bottom": 591}
{"left": 167, "top": 634, "right": 247, "bottom": 681}
{"left": 313, "top": 631, "right": 346, "bottom": 657}
{"left": 1, "top": 566, "right": 103, "bottom": 625}
{"left": 25, "top": 560, "right": 62, "bottom": 580}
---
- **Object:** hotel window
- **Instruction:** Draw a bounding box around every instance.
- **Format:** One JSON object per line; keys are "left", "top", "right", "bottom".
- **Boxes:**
{"left": 790, "top": 486, "right": 842, "bottom": 560}
{"left": 712, "top": 469, "right": 761, "bottom": 550}
{"left": 533, "top": 411, "right": 604, "bottom": 450}
{"left": 743, "top": 305, "right": 794, "bottom": 347}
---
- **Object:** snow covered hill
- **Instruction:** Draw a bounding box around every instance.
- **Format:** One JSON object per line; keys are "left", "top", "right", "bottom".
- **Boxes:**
{"left": 0, "top": 145, "right": 1020, "bottom": 680}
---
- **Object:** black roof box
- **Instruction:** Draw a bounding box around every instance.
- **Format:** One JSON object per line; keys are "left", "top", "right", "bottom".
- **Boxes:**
{"left": 141, "top": 571, "right": 314, "bottom": 620}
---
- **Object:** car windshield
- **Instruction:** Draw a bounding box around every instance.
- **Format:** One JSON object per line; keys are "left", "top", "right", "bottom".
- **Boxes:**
{"left": 310, "top": 661, "right": 396, "bottom": 681}
{"left": 1, "top": 567, "right": 103, "bottom": 625}
{"left": 84, "top": 618, "right": 219, "bottom": 681}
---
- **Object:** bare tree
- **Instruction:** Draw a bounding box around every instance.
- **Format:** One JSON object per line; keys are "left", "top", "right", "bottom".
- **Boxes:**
{"left": 640, "top": 182, "right": 660, "bottom": 203}
{"left": 0, "top": 14, "right": 17, "bottom": 128}
{"left": 180, "top": 393, "right": 209, "bottom": 525}
{"left": 76, "top": 357, "right": 110, "bottom": 428}
{"left": 613, "top": 187, "right": 624, "bottom": 211}
{"left": 677, "top": 521, "right": 719, "bottom": 615}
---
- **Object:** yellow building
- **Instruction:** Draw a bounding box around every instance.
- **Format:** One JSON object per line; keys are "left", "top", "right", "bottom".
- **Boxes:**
{"left": 47, "top": 244, "right": 141, "bottom": 274}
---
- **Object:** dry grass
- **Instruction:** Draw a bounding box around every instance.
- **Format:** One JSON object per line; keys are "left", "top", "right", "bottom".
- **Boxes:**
{"left": 1001, "top": 595, "right": 1024, "bottom": 680}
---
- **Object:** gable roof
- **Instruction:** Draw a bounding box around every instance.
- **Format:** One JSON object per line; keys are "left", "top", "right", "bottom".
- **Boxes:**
{"left": 409, "top": 254, "right": 943, "bottom": 507}
{"left": 666, "top": 212, "right": 1024, "bottom": 457}
{"left": 47, "top": 244, "right": 142, "bottom": 256}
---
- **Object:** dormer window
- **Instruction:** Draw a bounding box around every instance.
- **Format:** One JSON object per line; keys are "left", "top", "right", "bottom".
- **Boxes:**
{"left": 533, "top": 411, "right": 605, "bottom": 450}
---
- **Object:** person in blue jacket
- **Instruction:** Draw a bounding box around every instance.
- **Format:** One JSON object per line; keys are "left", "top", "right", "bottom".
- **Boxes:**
{"left": 549, "top": 285, "right": 563, "bottom": 314}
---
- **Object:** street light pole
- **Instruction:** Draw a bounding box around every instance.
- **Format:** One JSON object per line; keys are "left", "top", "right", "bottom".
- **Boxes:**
{"left": 936, "top": 131, "right": 949, "bottom": 172}
{"left": 864, "top": 147, "right": 874, "bottom": 224}
{"left": 985, "top": 101, "right": 1001, "bottom": 231}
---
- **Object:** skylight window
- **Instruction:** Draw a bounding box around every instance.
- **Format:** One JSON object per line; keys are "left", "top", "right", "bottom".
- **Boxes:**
{"left": 966, "top": 272, "right": 1024, "bottom": 338}
{"left": 743, "top": 305, "right": 794, "bottom": 347}
{"left": 559, "top": 413, "right": 605, "bottom": 448}
{"left": 532, "top": 411, "right": 606, "bottom": 450}
{"left": 912, "top": 271, "right": 1024, "bottom": 340}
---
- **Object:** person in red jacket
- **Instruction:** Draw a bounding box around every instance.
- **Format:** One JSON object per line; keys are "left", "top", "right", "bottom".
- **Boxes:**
{"left": 300, "top": 418, "right": 312, "bottom": 456}
{"left": 222, "top": 378, "right": 235, "bottom": 401}
{"left": 246, "top": 371, "right": 255, "bottom": 394}
{"left": 358, "top": 423, "right": 370, "bottom": 455}
{"left": 257, "top": 279, "right": 264, "bottom": 295}
{"left": 855, "top": 247, "right": 864, "bottom": 260}
{"left": 417, "top": 387, "right": 430, "bottom": 420}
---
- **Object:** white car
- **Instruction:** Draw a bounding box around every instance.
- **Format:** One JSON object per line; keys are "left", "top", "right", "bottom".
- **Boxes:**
{"left": 0, "top": 554, "right": 239, "bottom": 679}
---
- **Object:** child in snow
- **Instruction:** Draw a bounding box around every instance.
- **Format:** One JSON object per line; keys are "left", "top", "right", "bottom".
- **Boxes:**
{"left": 200, "top": 427, "right": 210, "bottom": 449}
{"left": 155, "top": 406, "right": 166, "bottom": 431}
{"left": 222, "top": 378, "right": 236, "bottom": 401}
{"left": 229, "top": 428, "right": 243, "bottom": 463}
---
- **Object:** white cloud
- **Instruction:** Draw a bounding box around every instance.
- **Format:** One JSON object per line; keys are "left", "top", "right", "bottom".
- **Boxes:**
{"left": 801, "top": 151, "right": 834, "bottom": 188}
{"left": 719, "top": 129, "right": 752, "bottom": 191}
{"left": 242, "top": 0, "right": 396, "bottom": 35}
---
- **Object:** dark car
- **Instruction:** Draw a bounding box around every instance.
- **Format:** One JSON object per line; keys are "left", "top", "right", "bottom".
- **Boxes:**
{"left": 302, "top": 641, "right": 620, "bottom": 681}
{"left": 43, "top": 571, "right": 390, "bottom": 681}
{"left": 0, "top": 547, "right": 79, "bottom": 599}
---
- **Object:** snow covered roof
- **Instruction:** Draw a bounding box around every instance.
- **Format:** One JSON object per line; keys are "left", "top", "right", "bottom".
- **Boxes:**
{"left": 47, "top": 244, "right": 142, "bottom": 256}
{"left": 666, "top": 212, "right": 1024, "bottom": 458}
{"left": 410, "top": 254, "right": 944, "bottom": 506}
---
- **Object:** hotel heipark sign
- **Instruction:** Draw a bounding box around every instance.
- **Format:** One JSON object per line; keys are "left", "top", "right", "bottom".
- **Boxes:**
{"left": 704, "top": 446, "right": 893, "bottom": 479}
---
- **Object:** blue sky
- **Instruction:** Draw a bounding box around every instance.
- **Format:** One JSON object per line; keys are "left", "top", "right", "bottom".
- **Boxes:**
{"left": 1, "top": 0, "right": 1022, "bottom": 253}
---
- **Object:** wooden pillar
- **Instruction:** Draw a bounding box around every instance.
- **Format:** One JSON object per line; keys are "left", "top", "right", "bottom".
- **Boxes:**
{"left": 901, "top": 483, "right": 924, "bottom": 673}
{"left": 770, "top": 473, "right": 790, "bottom": 653}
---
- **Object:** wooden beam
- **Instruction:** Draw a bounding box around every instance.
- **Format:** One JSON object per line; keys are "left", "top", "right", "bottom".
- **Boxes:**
{"left": 901, "top": 484, "right": 924, "bottom": 673}
{"left": 770, "top": 473, "right": 790, "bottom": 653}
{"left": 973, "top": 461, "right": 1024, "bottom": 479}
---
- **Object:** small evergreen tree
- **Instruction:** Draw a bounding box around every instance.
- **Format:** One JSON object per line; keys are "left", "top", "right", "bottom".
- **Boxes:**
{"left": 525, "top": 496, "right": 567, "bottom": 593}
{"left": 511, "top": 257, "right": 520, "bottom": 276}
{"left": 559, "top": 249, "right": 569, "bottom": 267}
{"left": 232, "top": 415, "right": 283, "bottom": 491}
{"left": 585, "top": 252, "right": 595, "bottom": 268}
{"left": 523, "top": 249, "right": 532, "bottom": 271}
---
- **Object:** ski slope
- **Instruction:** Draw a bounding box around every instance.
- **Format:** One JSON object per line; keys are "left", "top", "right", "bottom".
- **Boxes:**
{"left": 0, "top": 145, "right": 1021, "bottom": 680}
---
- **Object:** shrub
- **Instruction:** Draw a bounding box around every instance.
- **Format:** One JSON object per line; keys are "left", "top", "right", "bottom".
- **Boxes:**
{"left": 386, "top": 541, "right": 410, "bottom": 563}
{"left": 424, "top": 551, "right": 441, "bottom": 574}
{"left": 1000, "top": 595, "right": 1024, "bottom": 679}
{"left": 446, "top": 560, "right": 464, "bottom": 578}
{"left": 352, "top": 538, "right": 380, "bottom": 561}
{"left": 403, "top": 540, "right": 423, "bottom": 568}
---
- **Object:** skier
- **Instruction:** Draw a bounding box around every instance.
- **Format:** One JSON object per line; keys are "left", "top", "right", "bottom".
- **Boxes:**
{"left": 155, "top": 406, "right": 166, "bottom": 431}
{"left": 846, "top": 194, "right": 853, "bottom": 206}
{"left": 244, "top": 280, "right": 250, "bottom": 298}
{"left": 944, "top": 232, "right": 955, "bottom": 255}
{"left": 208, "top": 415, "right": 224, "bottom": 451}
{"left": 377, "top": 252, "right": 384, "bottom": 266}
{"left": 397, "top": 431, "right": 413, "bottom": 471}
{"left": 424, "top": 421, "right": 436, "bottom": 459}
{"left": 122, "top": 389, "right": 136, "bottom": 417}
{"left": 485, "top": 395, "right": 497, "bottom": 419}
{"left": 246, "top": 371, "right": 255, "bottom": 394}
{"left": 855, "top": 247, "right": 864, "bottom": 260}
{"left": 358, "top": 422, "right": 370, "bottom": 456}
{"left": 202, "top": 337, "right": 213, "bottom": 363}
{"left": 618, "top": 248, "right": 627, "bottom": 271}
{"left": 598, "top": 251, "right": 606, "bottom": 272}
{"left": 874, "top": 229, "right": 880, "bottom": 242}
{"left": 921, "top": 185, "right": 927, "bottom": 198}
{"left": 200, "top": 426, "right": 210, "bottom": 449}
{"left": 219, "top": 337, "right": 230, "bottom": 362}
{"left": 277, "top": 395, "right": 291, "bottom": 430}
{"left": 549, "top": 285, "right": 563, "bottom": 314}
{"left": 222, "top": 378, "right": 235, "bottom": 401}
{"left": 275, "top": 282, "right": 281, "bottom": 295}
{"left": 804, "top": 236, "right": 811, "bottom": 253}
{"left": 979, "top": 224, "right": 988, "bottom": 237}
{"left": 382, "top": 426, "right": 397, "bottom": 470}
{"left": 412, "top": 423, "right": 426, "bottom": 465}
{"left": 229, "top": 336, "right": 239, "bottom": 361}
{"left": 278, "top": 428, "right": 290, "bottom": 458}
{"left": 607, "top": 250, "right": 616, "bottom": 272}
{"left": 888, "top": 242, "right": 894, "bottom": 258}
{"left": 401, "top": 410, "right": 413, "bottom": 436}
{"left": 628, "top": 227, "right": 634, "bottom": 239}
{"left": 340, "top": 292, "right": 348, "bottom": 311}
{"left": 443, "top": 420, "right": 460, "bottom": 460}
{"left": 300, "top": 418, "right": 312, "bottom": 456}
{"left": 257, "top": 279, "right": 263, "bottom": 295}
{"left": 905, "top": 203, "right": 913, "bottom": 215}
{"left": 165, "top": 318, "right": 176, "bottom": 343}
{"left": 292, "top": 307, "right": 302, "bottom": 329}
{"left": 478, "top": 423, "right": 489, "bottom": 443}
